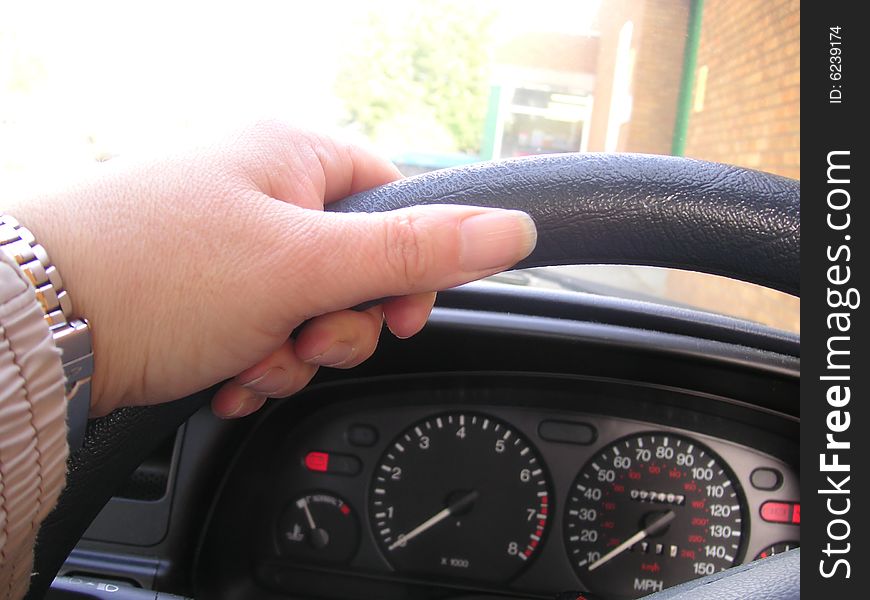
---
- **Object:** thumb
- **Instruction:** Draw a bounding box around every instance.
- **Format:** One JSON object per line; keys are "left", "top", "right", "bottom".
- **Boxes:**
{"left": 289, "top": 204, "right": 537, "bottom": 315}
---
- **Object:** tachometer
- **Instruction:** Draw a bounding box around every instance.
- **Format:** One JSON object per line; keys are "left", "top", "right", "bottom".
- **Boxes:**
{"left": 564, "top": 433, "right": 745, "bottom": 598}
{"left": 370, "top": 412, "right": 552, "bottom": 582}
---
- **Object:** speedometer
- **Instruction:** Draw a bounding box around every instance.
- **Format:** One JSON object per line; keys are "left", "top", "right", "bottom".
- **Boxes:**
{"left": 370, "top": 412, "right": 552, "bottom": 583}
{"left": 564, "top": 433, "right": 745, "bottom": 598}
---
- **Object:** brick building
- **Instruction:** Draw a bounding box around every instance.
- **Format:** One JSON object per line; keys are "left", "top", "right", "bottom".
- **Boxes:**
{"left": 490, "top": 0, "right": 800, "bottom": 180}
{"left": 487, "top": 0, "right": 800, "bottom": 332}
{"left": 683, "top": 0, "right": 800, "bottom": 179}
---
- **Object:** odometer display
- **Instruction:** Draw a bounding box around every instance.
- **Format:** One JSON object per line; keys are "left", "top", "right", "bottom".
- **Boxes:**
{"left": 370, "top": 412, "right": 552, "bottom": 582}
{"left": 565, "top": 433, "right": 745, "bottom": 598}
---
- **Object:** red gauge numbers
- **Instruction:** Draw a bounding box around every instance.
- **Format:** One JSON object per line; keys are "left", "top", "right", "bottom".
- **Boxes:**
{"left": 564, "top": 433, "right": 746, "bottom": 598}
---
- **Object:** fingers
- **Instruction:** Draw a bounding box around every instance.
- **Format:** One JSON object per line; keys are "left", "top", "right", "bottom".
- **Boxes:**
{"left": 295, "top": 305, "right": 384, "bottom": 368}
{"left": 383, "top": 292, "right": 437, "bottom": 339}
{"left": 230, "top": 121, "right": 403, "bottom": 208}
{"left": 211, "top": 385, "right": 268, "bottom": 419}
{"left": 313, "top": 134, "right": 404, "bottom": 204}
{"left": 212, "top": 338, "right": 319, "bottom": 418}
{"left": 286, "top": 205, "right": 537, "bottom": 316}
{"left": 212, "top": 306, "right": 389, "bottom": 418}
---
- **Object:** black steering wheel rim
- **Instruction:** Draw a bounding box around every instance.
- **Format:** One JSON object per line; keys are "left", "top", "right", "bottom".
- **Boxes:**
{"left": 333, "top": 153, "right": 799, "bottom": 296}
{"left": 27, "top": 153, "right": 800, "bottom": 599}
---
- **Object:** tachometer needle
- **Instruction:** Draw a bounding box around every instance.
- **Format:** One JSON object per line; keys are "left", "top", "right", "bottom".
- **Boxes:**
{"left": 388, "top": 490, "right": 479, "bottom": 551}
{"left": 588, "top": 510, "right": 676, "bottom": 572}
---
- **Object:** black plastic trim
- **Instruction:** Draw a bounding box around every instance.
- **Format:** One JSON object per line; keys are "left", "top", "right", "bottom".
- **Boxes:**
{"left": 438, "top": 281, "right": 799, "bottom": 357}
{"left": 429, "top": 308, "right": 799, "bottom": 379}
{"left": 60, "top": 284, "right": 800, "bottom": 600}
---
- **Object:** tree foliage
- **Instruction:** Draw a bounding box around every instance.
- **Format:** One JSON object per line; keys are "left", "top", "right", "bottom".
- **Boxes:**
{"left": 336, "top": 1, "right": 495, "bottom": 154}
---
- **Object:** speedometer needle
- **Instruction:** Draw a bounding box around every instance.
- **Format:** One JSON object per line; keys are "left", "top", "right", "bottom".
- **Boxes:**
{"left": 388, "top": 490, "right": 479, "bottom": 551}
{"left": 588, "top": 510, "right": 676, "bottom": 572}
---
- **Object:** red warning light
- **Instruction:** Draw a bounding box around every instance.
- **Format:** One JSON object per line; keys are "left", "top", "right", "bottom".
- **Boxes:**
{"left": 340, "top": 504, "right": 351, "bottom": 516}
{"left": 760, "top": 501, "right": 800, "bottom": 524}
{"left": 304, "top": 451, "right": 329, "bottom": 472}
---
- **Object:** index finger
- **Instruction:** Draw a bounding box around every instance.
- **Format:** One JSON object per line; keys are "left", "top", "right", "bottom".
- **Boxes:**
{"left": 230, "top": 121, "right": 403, "bottom": 208}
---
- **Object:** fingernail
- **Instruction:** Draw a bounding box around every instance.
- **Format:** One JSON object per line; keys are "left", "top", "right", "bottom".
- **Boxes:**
{"left": 305, "top": 341, "right": 355, "bottom": 367}
{"left": 220, "top": 390, "right": 266, "bottom": 419}
{"left": 459, "top": 210, "right": 537, "bottom": 272}
{"left": 386, "top": 323, "right": 413, "bottom": 340}
{"left": 239, "top": 367, "right": 287, "bottom": 396}
{"left": 219, "top": 390, "right": 250, "bottom": 418}
{"left": 221, "top": 396, "right": 247, "bottom": 418}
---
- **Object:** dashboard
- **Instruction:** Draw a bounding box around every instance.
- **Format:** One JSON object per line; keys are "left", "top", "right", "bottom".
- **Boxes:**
{"left": 198, "top": 373, "right": 799, "bottom": 600}
{"left": 56, "top": 286, "right": 801, "bottom": 600}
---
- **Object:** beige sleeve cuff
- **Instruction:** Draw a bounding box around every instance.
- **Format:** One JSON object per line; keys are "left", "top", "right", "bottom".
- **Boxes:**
{"left": 0, "top": 251, "right": 68, "bottom": 599}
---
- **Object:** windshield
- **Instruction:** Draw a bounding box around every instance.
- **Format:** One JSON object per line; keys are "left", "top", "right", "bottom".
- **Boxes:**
{"left": 0, "top": 0, "right": 799, "bottom": 333}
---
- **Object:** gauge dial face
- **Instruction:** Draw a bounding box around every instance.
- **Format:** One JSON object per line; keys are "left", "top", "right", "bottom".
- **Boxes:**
{"left": 278, "top": 492, "right": 360, "bottom": 563}
{"left": 564, "top": 433, "right": 745, "bottom": 598}
{"left": 370, "top": 412, "right": 552, "bottom": 582}
{"left": 755, "top": 541, "right": 798, "bottom": 560}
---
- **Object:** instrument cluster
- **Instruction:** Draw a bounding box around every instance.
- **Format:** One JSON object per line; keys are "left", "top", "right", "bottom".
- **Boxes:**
{"left": 213, "top": 378, "right": 799, "bottom": 599}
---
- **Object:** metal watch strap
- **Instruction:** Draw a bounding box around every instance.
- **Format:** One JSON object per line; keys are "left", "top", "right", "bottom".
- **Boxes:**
{"left": 0, "top": 214, "right": 93, "bottom": 449}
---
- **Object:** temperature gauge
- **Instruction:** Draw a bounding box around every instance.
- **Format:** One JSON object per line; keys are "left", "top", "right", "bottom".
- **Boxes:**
{"left": 278, "top": 492, "right": 360, "bottom": 564}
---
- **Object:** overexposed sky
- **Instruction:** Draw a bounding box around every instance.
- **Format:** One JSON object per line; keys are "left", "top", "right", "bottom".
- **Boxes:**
{"left": 1, "top": 0, "right": 602, "bottom": 191}
{"left": 1, "top": 2, "right": 354, "bottom": 183}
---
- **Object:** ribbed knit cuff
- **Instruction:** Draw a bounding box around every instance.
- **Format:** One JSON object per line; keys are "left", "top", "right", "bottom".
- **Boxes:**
{"left": 0, "top": 251, "right": 68, "bottom": 599}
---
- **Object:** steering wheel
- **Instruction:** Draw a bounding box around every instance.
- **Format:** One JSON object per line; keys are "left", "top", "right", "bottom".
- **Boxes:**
{"left": 26, "top": 153, "right": 800, "bottom": 600}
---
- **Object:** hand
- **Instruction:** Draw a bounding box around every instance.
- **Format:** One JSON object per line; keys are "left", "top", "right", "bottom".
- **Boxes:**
{"left": 6, "top": 121, "right": 537, "bottom": 418}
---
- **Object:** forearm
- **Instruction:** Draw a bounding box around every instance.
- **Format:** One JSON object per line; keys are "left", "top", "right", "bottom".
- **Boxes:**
{"left": 0, "top": 122, "right": 534, "bottom": 597}
{"left": 0, "top": 251, "right": 68, "bottom": 599}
